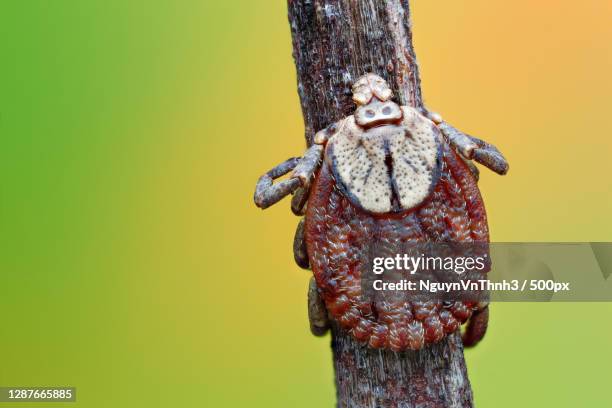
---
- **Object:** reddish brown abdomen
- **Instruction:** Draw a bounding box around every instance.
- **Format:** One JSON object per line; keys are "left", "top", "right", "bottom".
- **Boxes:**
{"left": 304, "top": 142, "right": 489, "bottom": 351}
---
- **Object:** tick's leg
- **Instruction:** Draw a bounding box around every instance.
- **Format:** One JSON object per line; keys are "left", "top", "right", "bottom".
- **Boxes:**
{"left": 291, "top": 140, "right": 329, "bottom": 215}
{"left": 460, "top": 155, "right": 480, "bottom": 181}
{"left": 291, "top": 186, "right": 309, "bottom": 216}
{"left": 424, "top": 110, "right": 509, "bottom": 175}
{"left": 254, "top": 158, "right": 301, "bottom": 209}
{"left": 441, "top": 123, "right": 509, "bottom": 175}
{"left": 462, "top": 305, "right": 489, "bottom": 347}
{"left": 293, "top": 218, "right": 309, "bottom": 269}
{"left": 470, "top": 136, "right": 508, "bottom": 175}
{"left": 292, "top": 144, "right": 324, "bottom": 185}
{"left": 308, "top": 277, "right": 330, "bottom": 336}
{"left": 254, "top": 144, "right": 324, "bottom": 210}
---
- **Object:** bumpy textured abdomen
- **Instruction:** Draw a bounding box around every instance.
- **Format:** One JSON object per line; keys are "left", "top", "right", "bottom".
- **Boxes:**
{"left": 304, "top": 141, "right": 489, "bottom": 351}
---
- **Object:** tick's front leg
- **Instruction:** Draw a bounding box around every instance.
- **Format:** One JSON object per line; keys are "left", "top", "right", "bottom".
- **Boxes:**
{"left": 254, "top": 144, "right": 324, "bottom": 209}
{"left": 425, "top": 111, "right": 509, "bottom": 175}
{"left": 459, "top": 155, "right": 480, "bottom": 181}
{"left": 308, "top": 277, "right": 330, "bottom": 336}
{"left": 254, "top": 158, "right": 301, "bottom": 209}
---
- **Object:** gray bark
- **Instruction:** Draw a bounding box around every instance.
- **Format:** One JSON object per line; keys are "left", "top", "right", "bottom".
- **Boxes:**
{"left": 287, "top": 1, "right": 475, "bottom": 407}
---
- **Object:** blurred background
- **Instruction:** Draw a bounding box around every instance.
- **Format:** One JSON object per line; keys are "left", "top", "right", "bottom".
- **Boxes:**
{"left": 0, "top": 0, "right": 611, "bottom": 407}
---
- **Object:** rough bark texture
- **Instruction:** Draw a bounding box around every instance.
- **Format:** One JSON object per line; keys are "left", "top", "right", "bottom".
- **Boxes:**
{"left": 332, "top": 322, "right": 473, "bottom": 408}
{"left": 289, "top": 0, "right": 422, "bottom": 147}
{"left": 287, "top": 1, "right": 475, "bottom": 407}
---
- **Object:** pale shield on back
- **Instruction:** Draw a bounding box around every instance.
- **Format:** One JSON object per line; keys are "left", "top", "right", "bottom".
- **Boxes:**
{"left": 326, "top": 106, "right": 442, "bottom": 214}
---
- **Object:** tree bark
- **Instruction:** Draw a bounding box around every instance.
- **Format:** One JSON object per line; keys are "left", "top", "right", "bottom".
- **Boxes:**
{"left": 287, "top": 1, "right": 475, "bottom": 407}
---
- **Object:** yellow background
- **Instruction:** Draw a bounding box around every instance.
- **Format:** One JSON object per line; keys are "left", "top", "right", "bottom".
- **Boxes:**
{"left": 0, "top": 1, "right": 611, "bottom": 407}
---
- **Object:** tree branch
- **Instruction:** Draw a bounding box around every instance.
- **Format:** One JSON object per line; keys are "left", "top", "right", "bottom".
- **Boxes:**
{"left": 287, "top": 1, "right": 475, "bottom": 406}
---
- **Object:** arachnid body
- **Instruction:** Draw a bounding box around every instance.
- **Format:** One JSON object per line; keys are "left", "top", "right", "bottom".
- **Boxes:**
{"left": 255, "top": 74, "right": 507, "bottom": 352}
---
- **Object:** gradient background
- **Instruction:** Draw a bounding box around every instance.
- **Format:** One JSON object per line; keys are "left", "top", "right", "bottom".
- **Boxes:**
{"left": 1, "top": 1, "right": 611, "bottom": 407}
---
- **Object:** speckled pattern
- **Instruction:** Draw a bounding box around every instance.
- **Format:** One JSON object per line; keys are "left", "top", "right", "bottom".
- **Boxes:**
{"left": 305, "top": 139, "right": 489, "bottom": 352}
{"left": 328, "top": 106, "right": 441, "bottom": 214}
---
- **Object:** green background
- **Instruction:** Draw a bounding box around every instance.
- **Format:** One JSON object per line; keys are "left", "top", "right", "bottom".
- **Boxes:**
{"left": 1, "top": 1, "right": 611, "bottom": 407}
